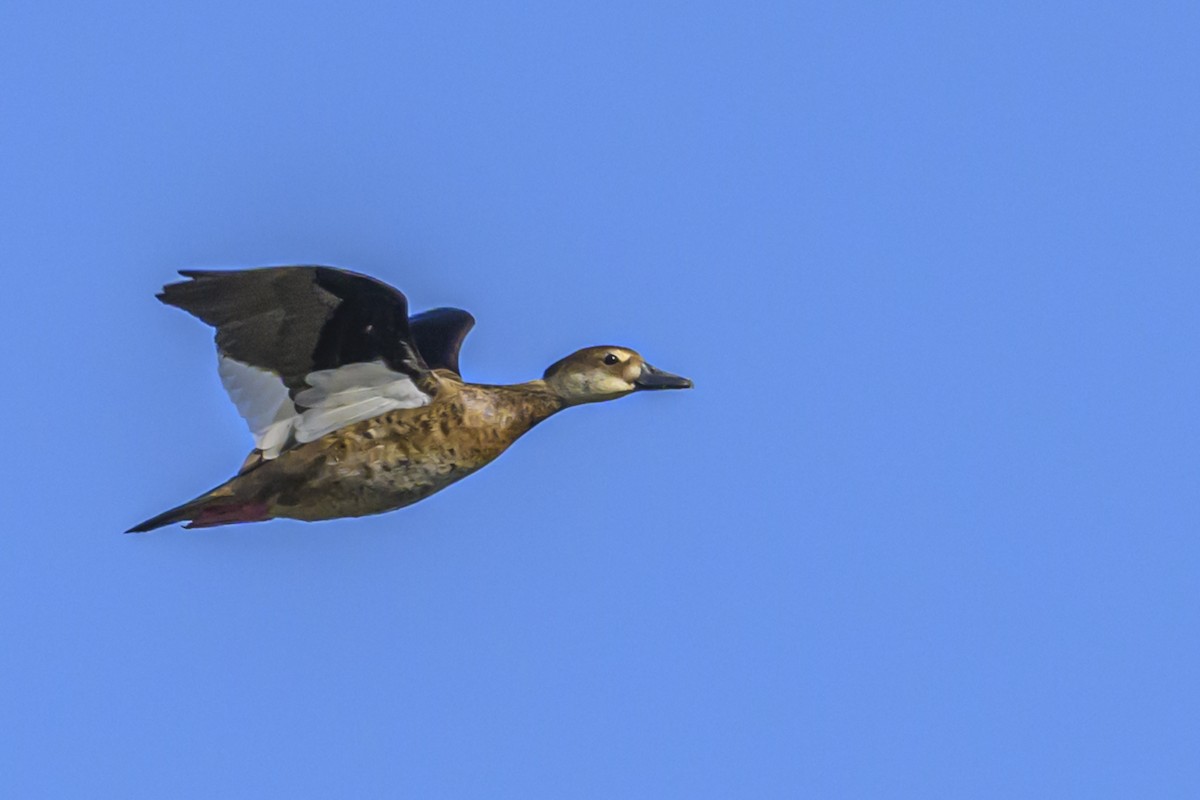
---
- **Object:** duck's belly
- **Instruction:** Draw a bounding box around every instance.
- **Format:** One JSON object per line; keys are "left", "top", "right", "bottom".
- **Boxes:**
{"left": 274, "top": 444, "right": 484, "bottom": 522}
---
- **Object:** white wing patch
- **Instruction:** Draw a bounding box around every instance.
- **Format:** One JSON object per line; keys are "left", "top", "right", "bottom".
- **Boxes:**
{"left": 292, "top": 362, "right": 430, "bottom": 444}
{"left": 218, "top": 356, "right": 297, "bottom": 457}
{"left": 217, "top": 356, "right": 431, "bottom": 459}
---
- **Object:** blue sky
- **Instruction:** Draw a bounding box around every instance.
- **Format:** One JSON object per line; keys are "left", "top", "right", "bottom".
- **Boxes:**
{"left": 2, "top": 1, "right": 1198, "bottom": 796}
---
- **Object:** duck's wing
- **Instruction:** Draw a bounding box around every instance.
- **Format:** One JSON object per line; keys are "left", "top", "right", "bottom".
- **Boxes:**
{"left": 159, "top": 266, "right": 437, "bottom": 458}
{"left": 409, "top": 307, "right": 475, "bottom": 376}
{"left": 160, "top": 266, "right": 430, "bottom": 390}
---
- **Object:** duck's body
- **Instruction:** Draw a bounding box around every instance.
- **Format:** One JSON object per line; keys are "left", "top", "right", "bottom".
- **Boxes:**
{"left": 129, "top": 266, "right": 690, "bottom": 532}
{"left": 192, "top": 380, "right": 562, "bottom": 526}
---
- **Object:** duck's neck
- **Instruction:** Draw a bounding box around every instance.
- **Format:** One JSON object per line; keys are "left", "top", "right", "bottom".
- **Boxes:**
{"left": 455, "top": 381, "right": 566, "bottom": 446}
{"left": 510, "top": 379, "right": 570, "bottom": 420}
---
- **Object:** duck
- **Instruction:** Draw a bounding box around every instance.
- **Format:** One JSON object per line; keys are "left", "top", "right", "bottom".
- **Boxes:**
{"left": 128, "top": 266, "right": 692, "bottom": 532}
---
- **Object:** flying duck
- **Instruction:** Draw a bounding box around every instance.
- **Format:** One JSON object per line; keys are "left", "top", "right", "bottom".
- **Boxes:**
{"left": 128, "top": 266, "right": 692, "bottom": 532}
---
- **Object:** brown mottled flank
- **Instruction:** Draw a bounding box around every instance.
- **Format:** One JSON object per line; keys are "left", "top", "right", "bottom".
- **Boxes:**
{"left": 222, "top": 378, "right": 564, "bottom": 521}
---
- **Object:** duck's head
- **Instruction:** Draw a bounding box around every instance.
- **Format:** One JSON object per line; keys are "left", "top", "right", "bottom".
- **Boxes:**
{"left": 543, "top": 346, "right": 693, "bottom": 406}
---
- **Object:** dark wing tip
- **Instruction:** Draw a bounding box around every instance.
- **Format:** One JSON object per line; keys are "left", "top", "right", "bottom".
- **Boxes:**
{"left": 157, "top": 270, "right": 207, "bottom": 305}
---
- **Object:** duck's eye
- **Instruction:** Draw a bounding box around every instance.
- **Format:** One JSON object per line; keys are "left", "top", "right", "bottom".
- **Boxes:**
{"left": 604, "top": 353, "right": 619, "bottom": 365}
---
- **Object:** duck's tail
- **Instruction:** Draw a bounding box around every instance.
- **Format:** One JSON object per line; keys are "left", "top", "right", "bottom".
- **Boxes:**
{"left": 126, "top": 484, "right": 270, "bottom": 533}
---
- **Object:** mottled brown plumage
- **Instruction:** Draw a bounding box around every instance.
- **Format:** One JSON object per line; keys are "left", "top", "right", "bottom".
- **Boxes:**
{"left": 213, "top": 379, "right": 564, "bottom": 523}
{"left": 128, "top": 268, "right": 691, "bottom": 532}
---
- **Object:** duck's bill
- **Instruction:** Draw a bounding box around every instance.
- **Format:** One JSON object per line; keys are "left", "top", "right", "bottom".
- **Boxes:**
{"left": 634, "top": 363, "right": 693, "bottom": 390}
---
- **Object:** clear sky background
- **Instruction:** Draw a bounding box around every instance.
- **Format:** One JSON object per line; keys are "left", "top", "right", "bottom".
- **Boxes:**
{"left": 2, "top": 1, "right": 1198, "bottom": 797}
